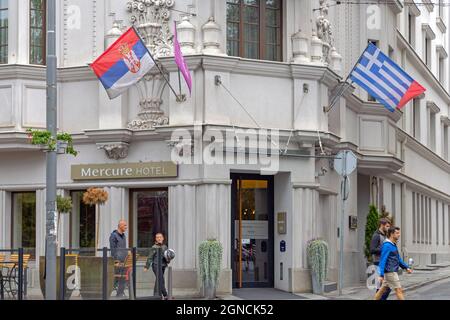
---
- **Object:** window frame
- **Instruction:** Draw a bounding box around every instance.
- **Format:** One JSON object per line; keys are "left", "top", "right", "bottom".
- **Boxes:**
{"left": 29, "top": 0, "right": 46, "bottom": 65}
{"left": 128, "top": 188, "right": 169, "bottom": 250}
{"left": 11, "top": 191, "right": 37, "bottom": 258}
{"left": 0, "top": 0, "right": 8, "bottom": 64}
{"left": 226, "top": 0, "right": 283, "bottom": 62}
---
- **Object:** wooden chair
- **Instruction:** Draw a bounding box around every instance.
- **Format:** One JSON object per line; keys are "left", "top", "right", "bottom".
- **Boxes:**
{"left": 3, "top": 254, "right": 31, "bottom": 298}
{"left": 113, "top": 252, "right": 138, "bottom": 299}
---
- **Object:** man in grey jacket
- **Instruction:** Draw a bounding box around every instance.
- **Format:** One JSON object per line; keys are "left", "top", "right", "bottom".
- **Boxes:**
{"left": 110, "top": 220, "right": 128, "bottom": 297}
{"left": 370, "top": 218, "right": 391, "bottom": 300}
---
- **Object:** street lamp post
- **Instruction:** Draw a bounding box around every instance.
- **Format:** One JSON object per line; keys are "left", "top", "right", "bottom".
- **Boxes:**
{"left": 45, "top": 0, "right": 57, "bottom": 300}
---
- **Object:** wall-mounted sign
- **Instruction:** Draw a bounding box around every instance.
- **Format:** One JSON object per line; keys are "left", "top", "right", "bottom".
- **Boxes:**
{"left": 71, "top": 162, "right": 178, "bottom": 181}
{"left": 235, "top": 221, "right": 269, "bottom": 240}
{"left": 277, "top": 212, "right": 287, "bottom": 235}
{"left": 349, "top": 215, "right": 358, "bottom": 229}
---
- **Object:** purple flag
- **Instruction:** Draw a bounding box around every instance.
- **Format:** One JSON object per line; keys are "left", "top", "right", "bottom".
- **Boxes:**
{"left": 174, "top": 21, "right": 192, "bottom": 95}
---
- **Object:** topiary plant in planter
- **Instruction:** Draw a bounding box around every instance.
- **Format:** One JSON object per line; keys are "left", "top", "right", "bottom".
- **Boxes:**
{"left": 307, "top": 238, "right": 329, "bottom": 295}
{"left": 56, "top": 195, "right": 73, "bottom": 243}
{"left": 27, "top": 129, "right": 79, "bottom": 156}
{"left": 365, "top": 204, "right": 380, "bottom": 263}
{"left": 199, "top": 239, "right": 223, "bottom": 299}
{"left": 82, "top": 188, "right": 109, "bottom": 250}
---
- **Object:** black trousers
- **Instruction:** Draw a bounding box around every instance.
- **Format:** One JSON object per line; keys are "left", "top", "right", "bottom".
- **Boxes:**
{"left": 152, "top": 264, "right": 167, "bottom": 297}
{"left": 114, "top": 266, "right": 126, "bottom": 296}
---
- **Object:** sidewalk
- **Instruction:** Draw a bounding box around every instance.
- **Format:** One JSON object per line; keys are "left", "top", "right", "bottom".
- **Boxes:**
{"left": 323, "top": 266, "right": 450, "bottom": 300}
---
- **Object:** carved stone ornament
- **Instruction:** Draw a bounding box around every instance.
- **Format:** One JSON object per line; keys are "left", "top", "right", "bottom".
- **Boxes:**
{"left": 127, "top": 0, "right": 175, "bottom": 58}
{"left": 126, "top": 0, "right": 173, "bottom": 130}
{"left": 98, "top": 143, "right": 130, "bottom": 160}
{"left": 127, "top": 70, "right": 170, "bottom": 130}
{"left": 316, "top": 0, "right": 333, "bottom": 64}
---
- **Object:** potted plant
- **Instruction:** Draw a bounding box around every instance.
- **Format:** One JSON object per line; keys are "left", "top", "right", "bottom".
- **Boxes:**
{"left": 364, "top": 204, "right": 380, "bottom": 265}
{"left": 78, "top": 188, "right": 113, "bottom": 299}
{"left": 56, "top": 195, "right": 73, "bottom": 242}
{"left": 27, "top": 129, "right": 79, "bottom": 156}
{"left": 82, "top": 188, "right": 109, "bottom": 250}
{"left": 198, "top": 239, "right": 223, "bottom": 299}
{"left": 307, "top": 238, "right": 328, "bottom": 295}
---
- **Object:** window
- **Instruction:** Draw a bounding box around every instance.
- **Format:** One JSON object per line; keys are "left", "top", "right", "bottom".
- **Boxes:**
{"left": 388, "top": 46, "right": 394, "bottom": 60}
{"left": 443, "top": 203, "right": 445, "bottom": 245}
{"left": 412, "top": 192, "right": 416, "bottom": 243}
{"left": 0, "top": 0, "right": 7, "bottom": 64}
{"left": 30, "top": 0, "right": 46, "bottom": 65}
{"left": 443, "top": 123, "right": 449, "bottom": 160}
{"left": 438, "top": 55, "right": 445, "bottom": 83}
{"left": 437, "top": 201, "right": 439, "bottom": 245}
{"left": 428, "top": 198, "right": 432, "bottom": 244}
{"left": 12, "top": 192, "right": 36, "bottom": 257}
{"left": 425, "top": 37, "right": 431, "bottom": 67}
{"left": 130, "top": 190, "right": 168, "bottom": 250}
{"left": 413, "top": 99, "right": 421, "bottom": 139}
{"left": 429, "top": 111, "right": 436, "bottom": 151}
{"left": 408, "top": 12, "right": 415, "bottom": 47}
{"left": 421, "top": 195, "right": 424, "bottom": 244}
{"left": 71, "top": 191, "right": 96, "bottom": 254}
{"left": 391, "top": 184, "right": 396, "bottom": 218}
{"left": 226, "top": 0, "right": 282, "bottom": 61}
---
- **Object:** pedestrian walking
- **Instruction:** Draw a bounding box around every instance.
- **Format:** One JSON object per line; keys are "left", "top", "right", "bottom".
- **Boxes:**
{"left": 374, "top": 227, "right": 412, "bottom": 300}
{"left": 109, "top": 220, "right": 128, "bottom": 297}
{"left": 370, "top": 218, "right": 391, "bottom": 300}
{"left": 144, "top": 233, "right": 169, "bottom": 300}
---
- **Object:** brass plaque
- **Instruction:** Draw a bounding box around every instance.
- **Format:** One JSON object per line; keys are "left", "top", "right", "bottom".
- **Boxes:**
{"left": 71, "top": 162, "right": 178, "bottom": 181}
{"left": 277, "top": 212, "right": 287, "bottom": 235}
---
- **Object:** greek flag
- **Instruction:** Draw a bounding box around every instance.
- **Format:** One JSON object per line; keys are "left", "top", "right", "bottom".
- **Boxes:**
{"left": 350, "top": 43, "right": 426, "bottom": 112}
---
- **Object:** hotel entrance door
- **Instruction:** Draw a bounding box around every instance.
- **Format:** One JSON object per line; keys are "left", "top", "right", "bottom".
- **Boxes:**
{"left": 231, "top": 174, "right": 274, "bottom": 288}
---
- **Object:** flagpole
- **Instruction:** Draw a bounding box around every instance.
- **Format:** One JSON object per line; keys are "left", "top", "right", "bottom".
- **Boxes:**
{"left": 323, "top": 43, "right": 370, "bottom": 113}
{"left": 132, "top": 26, "right": 185, "bottom": 102}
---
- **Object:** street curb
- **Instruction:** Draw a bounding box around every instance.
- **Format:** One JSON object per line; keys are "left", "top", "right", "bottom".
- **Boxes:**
{"left": 403, "top": 274, "right": 450, "bottom": 292}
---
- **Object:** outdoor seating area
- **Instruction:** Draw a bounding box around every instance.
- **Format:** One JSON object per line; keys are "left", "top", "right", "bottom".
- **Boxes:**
{"left": 0, "top": 252, "right": 30, "bottom": 300}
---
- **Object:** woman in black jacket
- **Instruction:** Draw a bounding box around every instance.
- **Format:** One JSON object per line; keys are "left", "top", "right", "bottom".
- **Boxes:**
{"left": 144, "top": 233, "right": 169, "bottom": 299}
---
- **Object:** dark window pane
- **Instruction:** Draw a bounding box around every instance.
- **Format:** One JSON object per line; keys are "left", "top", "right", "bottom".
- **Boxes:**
{"left": 13, "top": 193, "right": 37, "bottom": 258}
{"left": 30, "top": 0, "right": 46, "bottom": 65}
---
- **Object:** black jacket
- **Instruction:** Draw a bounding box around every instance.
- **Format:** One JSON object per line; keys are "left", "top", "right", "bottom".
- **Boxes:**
{"left": 145, "top": 244, "right": 168, "bottom": 269}
{"left": 370, "top": 229, "right": 386, "bottom": 265}
{"left": 109, "top": 230, "right": 128, "bottom": 262}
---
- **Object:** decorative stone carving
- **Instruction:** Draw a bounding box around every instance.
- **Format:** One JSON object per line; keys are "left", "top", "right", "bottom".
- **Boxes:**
{"left": 177, "top": 16, "right": 196, "bottom": 55}
{"left": 310, "top": 31, "right": 323, "bottom": 64}
{"left": 98, "top": 142, "right": 130, "bottom": 160}
{"left": 291, "top": 30, "right": 310, "bottom": 64}
{"left": 330, "top": 47, "right": 343, "bottom": 75}
{"left": 127, "top": 70, "right": 169, "bottom": 130}
{"left": 126, "top": 0, "right": 175, "bottom": 58}
{"left": 202, "top": 17, "right": 222, "bottom": 55}
{"left": 105, "top": 20, "right": 124, "bottom": 47}
{"left": 316, "top": 0, "right": 333, "bottom": 65}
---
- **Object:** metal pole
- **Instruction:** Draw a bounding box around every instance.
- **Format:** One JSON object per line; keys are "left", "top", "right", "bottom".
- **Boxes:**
{"left": 156, "top": 248, "right": 162, "bottom": 298}
{"left": 59, "top": 247, "right": 66, "bottom": 300}
{"left": 45, "top": 0, "right": 58, "bottom": 301}
{"left": 132, "top": 247, "right": 137, "bottom": 299}
{"left": 338, "top": 152, "right": 348, "bottom": 296}
{"left": 18, "top": 248, "right": 23, "bottom": 300}
{"left": 168, "top": 266, "right": 173, "bottom": 300}
{"left": 102, "top": 247, "right": 108, "bottom": 300}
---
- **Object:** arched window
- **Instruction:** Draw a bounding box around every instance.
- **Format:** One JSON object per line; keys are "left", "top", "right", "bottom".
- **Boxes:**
{"left": 227, "top": 0, "right": 282, "bottom": 62}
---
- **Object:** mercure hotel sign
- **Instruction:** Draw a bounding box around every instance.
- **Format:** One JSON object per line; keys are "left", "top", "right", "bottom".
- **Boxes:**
{"left": 71, "top": 162, "right": 178, "bottom": 181}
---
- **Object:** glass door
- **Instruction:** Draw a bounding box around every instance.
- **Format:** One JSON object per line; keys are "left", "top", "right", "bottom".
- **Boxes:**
{"left": 231, "top": 174, "right": 274, "bottom": 288}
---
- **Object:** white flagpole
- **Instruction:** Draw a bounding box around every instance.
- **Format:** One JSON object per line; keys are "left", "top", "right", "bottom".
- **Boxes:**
{"left": 323, "top": 43, "right": 370, "bottom": 113}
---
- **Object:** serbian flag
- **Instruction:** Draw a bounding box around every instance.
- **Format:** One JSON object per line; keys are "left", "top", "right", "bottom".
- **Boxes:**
{"left": 174, "top": 21, "right": 192, "bottom": 95}
{"left": 350, "top": 43, "right": 426, "bottom": 112}
{"left": 90, "top": 27, "right": 155, "bottom": 99}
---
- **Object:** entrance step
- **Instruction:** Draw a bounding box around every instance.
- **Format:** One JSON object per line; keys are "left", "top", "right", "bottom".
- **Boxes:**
{"left": 413, "top": 266, "right": 439, "bottom": 271}
{"left": 324, "top": 281, "right": 337, "bottom": 293}
{"left": 426, "top": 262, "right": 450, "bottom": 268}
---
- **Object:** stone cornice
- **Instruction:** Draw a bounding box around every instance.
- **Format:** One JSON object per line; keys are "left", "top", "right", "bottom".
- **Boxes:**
{"left": 392, "top": 172, "right": 450, "bottom": 203}
{"left": 422, "top": 23, "right": 436, "bottom": 40}
{"left": 345, "top": 92, "right": 403, "bottom": 122}
{"left": 436, "top": 17, "right": 447, "bottom": 34}
{"left": 422, "top": 0, "right": 434, "bottom": 12}
{"left": 0, "top": 64, "right": 97, "bottom": 82}
{"left": 397, "top": 127, "right": 450, "bottom": 172}
{"left": 396, "top": 29, "right": 450, "bottom": 104}
{"left": 406, "top": 0, "right": 420, "bottom": 16}
{"left": 427, "top": 101, "right": 440, "bottom": 114}
{"left": 441, "top": 115, "right": 450, "bottom": 126}
{"left": 389, "top": 0, "right": 403, "bottom": 14}
{"left": 436, "top": 45, "right": 448, "bottom": 59}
